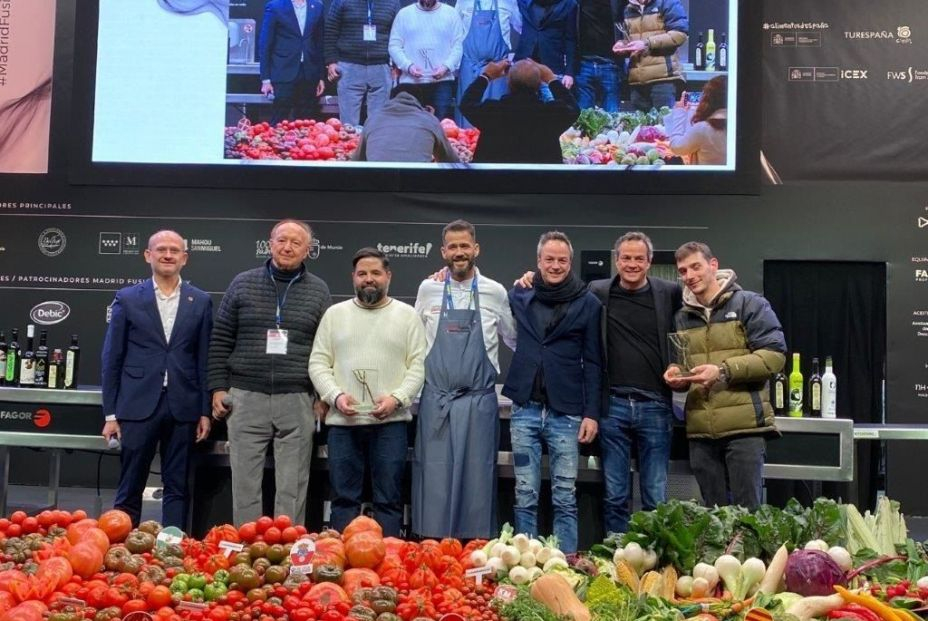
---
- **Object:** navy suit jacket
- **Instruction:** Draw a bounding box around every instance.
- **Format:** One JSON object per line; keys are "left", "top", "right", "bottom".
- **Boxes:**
{"left": 513, "top": 0, "right": 578, "bottom": 77}
{"left": 259, "top": 0, "right": 326, "bottom": 84}
{"left": 101, "top": 280, "right": 213, "bottom": 422}
{"left": 502, "top": 285, "right": 603, "bottom": 419}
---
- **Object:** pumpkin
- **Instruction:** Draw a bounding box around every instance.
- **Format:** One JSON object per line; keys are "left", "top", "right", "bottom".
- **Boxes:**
{"left": 315, "top": 537, "right": 347, "bottom": 569}
{"left": 530, "top": 573, "right": 590, "bottom": 621}
{"left": 342, "top": 516, "right": 383, "bottom": 543}
{"left": 68, "top": 541, "right": 105, "bottom": 579}
{"left": 79, "top": 528, "right": 111, "bottom": 555}
{"left": 97, "top": 510, "right": 133, "bottom": 543}
{"left": 65, "top": 518, "right": 99, "bottom": 545}
{"left": 305, "top": 582, "right": 349, "bottom": 607}
{"left": 342, "top": 568, "right": 380, "bottom": 595}
{"left": 346, "top": 531, "right": 385, "bottom": 569}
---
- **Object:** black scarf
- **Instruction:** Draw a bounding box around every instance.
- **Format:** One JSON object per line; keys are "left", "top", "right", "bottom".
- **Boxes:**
{"left": 534, "top": 271, "right": 587, "bottom": 335}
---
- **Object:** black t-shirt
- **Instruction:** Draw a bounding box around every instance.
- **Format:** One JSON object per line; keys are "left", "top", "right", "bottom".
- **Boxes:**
{"left": 579, "top": 0, "right": 616, "bottom": 59}
{"left": 607, "top": 280, "right": 665, "bottom": 397}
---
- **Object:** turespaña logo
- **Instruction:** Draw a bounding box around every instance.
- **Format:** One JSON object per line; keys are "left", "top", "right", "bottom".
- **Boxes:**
{"left": 38, "top": 228, "right": 66, "bottom": 257}
{"left": 376, "top": 242, "right": 433, "bottom": 259}
{"left": 898, "top": 26, "right": 912, "bottom": 41}
{"left": 30, "top": 301, "right": 71, "bottom": 325}
{"left": 33, "top": 409, "right": 52, "bottom": 429}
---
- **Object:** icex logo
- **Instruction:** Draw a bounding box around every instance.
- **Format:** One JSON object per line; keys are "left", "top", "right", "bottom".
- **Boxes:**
{"left": 725, "top": 312, "right": 738, "bottom": 319}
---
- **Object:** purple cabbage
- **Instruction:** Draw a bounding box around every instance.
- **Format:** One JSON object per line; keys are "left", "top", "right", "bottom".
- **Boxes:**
{"left": 785, "top": 549, "right": 848, "bottom": 596}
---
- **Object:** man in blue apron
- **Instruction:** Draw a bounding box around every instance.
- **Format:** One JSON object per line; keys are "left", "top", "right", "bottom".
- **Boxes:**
{"left": 455, "top": 0, "right": 521, "bottom": 127}
{"left": 413, "top": 220, "right": 517, "bottom": 539}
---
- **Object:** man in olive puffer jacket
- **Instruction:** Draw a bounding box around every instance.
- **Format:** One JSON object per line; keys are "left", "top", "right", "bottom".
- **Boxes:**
{"left": 612, "top": 0, "right": 687, "bottom": 112}
{"left": 663, "top": 241, "right": 785, "bottom": 510}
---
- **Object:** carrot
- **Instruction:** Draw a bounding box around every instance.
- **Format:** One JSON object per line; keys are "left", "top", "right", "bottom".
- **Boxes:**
{"left": 834, "top": 586, "right": 909, "bottom": 621}
{"left": 730, "top": 597, "right": 756, "bottom": 613}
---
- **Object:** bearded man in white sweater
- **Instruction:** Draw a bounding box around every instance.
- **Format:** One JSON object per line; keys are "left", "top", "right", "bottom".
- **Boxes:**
{"left": 388, "top": 0, "right": 464, "bottom": 120}
{"left": 309, "top": 247, "right": 426, "bottom": 536}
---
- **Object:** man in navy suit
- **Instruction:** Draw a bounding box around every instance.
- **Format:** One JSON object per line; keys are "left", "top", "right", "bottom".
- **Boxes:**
{"left": 101, "top": 230, "right": 213, "bottom": 529}
{"left": 259, "top": 0, "right": 327, "bottom": 125}
{"left": 513, "top": 0, "right": 578, "bottom": 89}
{"left": 502, "top": 230, "right": 601, "bottom": 554}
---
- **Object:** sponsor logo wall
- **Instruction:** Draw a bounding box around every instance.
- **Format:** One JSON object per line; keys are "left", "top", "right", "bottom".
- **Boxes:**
{"left": 762, "top": 0, "right": 928, "bottom": 181}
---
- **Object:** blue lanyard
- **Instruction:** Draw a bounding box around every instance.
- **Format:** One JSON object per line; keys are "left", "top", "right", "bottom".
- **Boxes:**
{"left": 268, "top": 266, "right": 301, "bottom": 328}
{"left": 367, "top": 0, "right": 373, "bottom": 24}
{"left": 444, "top": 274, "right": 478, "bottom": 311}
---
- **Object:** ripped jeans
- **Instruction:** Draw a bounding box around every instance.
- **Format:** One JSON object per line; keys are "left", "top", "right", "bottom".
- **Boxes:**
{"left": 509, "top": 401, "right": 581, "bottom": 553}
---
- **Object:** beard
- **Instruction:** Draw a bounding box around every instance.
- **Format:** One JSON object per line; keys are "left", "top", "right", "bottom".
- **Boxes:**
{"left": 419, "top": 0, "right": 438, "bottom": 8}
{"left": 356, "top": 284, "right": 386, "bottom": 306}
{"left": 445, "top": 255, "right": 476, "bottom": 279}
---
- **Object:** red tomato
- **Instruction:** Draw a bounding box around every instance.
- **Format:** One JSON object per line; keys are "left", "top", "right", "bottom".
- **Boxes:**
{"left": 0, "top": 519, "right": 9, "bottom": 531}
{"left": 238, "top": 522, "right": 258, "bottom": 543}
{"left": 294, "top": 525, "right": 308, "bottom": 536}
{"left": 21, "top": 517, "right": 39, "bottom": 534}
{"left": 122, "top": 600, "right": 148, "bottom": 615}
{"left": 273, "top": 515, "right": 292, "bottom": 530}
{"left": 255, "top": 516, "right": 273, "bottom": 534}
{"left": 263, "top": 527, "right": 281, "bottom": 545}
{"left": 37, "top": 511, "right": 55, "bottom": 528}
{"left": 10, "top": 511, "right": 26, "bottom": 525}
{"left": 6, "top": 524, "right": 21, "bottom": 537}
{"left": 280, "top": 527, "right": 299, "bottom": 544}
{"left": 72, "top": 510, "right": 88, "bottom": 521}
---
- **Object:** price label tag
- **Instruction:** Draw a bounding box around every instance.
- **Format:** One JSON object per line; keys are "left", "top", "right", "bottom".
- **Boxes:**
{"left": 177, "top": 602, "right": 209, "bottom": 612}
{"left": 155, "top": 526, "right": 184, "bottom": 549}
{"left": 465, "top": 566, "right": 494, "bottom": 586}
{"left": 289, "top": 538, "right": 316, "bottom": 575}
{"left": 492, "top": 585, "right": 518, "bottom": 603}
{"left": 855, "top": 428, "right": 880, "bottom": 439}
{"left": 219, "top": 540, "right": 245, "bottom": 557}
{"left": 59, "top": 597, "right": 87, "bottom": 608}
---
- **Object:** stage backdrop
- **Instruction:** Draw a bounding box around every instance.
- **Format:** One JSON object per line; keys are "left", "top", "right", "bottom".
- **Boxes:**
{"left": 0, "top": 0, "right": 926, "bottom": 513}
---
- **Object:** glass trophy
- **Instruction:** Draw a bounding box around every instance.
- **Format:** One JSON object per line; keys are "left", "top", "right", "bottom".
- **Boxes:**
{"left": 667, "top": 332, "right": 695, "bottom": 377}
{"left": 352, "top": 369, "right": 379, "bottom": 413}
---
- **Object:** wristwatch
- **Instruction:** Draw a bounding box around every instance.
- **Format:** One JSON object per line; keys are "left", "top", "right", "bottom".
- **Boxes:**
{"left": 717, "top": 363, "right": 730, "bottom": 384}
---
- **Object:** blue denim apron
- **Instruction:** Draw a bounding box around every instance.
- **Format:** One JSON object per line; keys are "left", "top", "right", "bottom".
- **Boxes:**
{"left": 455, "top": 0, "right": 511, "bottom": 127}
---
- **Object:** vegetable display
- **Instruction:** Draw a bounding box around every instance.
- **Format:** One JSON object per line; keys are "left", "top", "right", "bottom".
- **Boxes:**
{"left": 2, "top": 496, "right": 928, "bottom": 621}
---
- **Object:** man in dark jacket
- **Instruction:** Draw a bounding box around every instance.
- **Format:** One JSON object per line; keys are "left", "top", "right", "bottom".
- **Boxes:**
{"left": 209, "top": 220, "right": 331, "bottom": 526}
{"left": 575, "top": 0, "right": 627, "bottom": 112}
{"left": 352, "top": 86, "right": 460, "bottom": 162}
{"left": 259, "top": 0, "right": 327, "bottom": 125}
{"left": 502, "top": 231, "right": 601, "bottom": 554}
{"left": 461, "top": 58, "right": 579, "bottom": 163}
{"left": 589, "top": 231, "right": 681, "bottom": 535}
{"left": 663, "top": 241, "right": 786, "bottom": 510}
{"left": 513, "top": 0, "right": 578, "bottom": 87}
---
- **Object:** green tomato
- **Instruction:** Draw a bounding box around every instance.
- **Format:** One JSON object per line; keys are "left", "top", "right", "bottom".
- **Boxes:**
{"left": 204, "top": 583, "right": 228, "bottom": 602}
{"left": 186, "top": 588, "right": 206, "bottom": 602}
{"left": 187, "top": 574, "right": 208, "bottom": 590}
{"left": 174, "top": 573, "right": 192, "bottom": 584}
{"left": 169, "top": 580, "right": 189, "bottom": 594}
{"left": 212, "top": 569, "right": 231, "bottom": 585}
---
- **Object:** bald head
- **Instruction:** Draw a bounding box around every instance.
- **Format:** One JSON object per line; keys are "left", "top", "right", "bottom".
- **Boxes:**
{"left": 509, "top": 60, "right": 542, "bottom": 93}
{"left": 148, "top": 230, "right": 184, "bottom": 250}
{"left": 145, "top": 230, "right": 187, "bottom": 281}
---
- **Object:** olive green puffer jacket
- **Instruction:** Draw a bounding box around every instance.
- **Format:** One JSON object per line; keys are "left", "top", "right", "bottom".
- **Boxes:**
{"left": 623, "top": 0, "right": 688, "bottom": 86}
{"left": 674, "top": 270, "right": 786, "bottom": 439}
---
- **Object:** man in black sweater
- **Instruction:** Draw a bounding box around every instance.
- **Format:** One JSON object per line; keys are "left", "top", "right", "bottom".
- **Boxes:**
{"left": 461, "top": 58, "right": 579, "bottom": 164}
{"left": 209, "top": 220, "right": 331, "bottom": 526}
{"left": 325, "top": 0, "right": 401, "bottom": 126}
{"left": 588, "top": 231, "right": 682, "bottom": 534}
{"left": 575, "top": 0, "right": 626, "bottom": 111}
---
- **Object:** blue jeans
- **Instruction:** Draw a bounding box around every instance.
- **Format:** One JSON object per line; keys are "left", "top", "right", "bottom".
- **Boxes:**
{"left": 401, "top": 81, "right": 454, "bottom": 120}
{"left": 326, "top": 422, "right": 407, "bottom": 537}
{"left": 576, "top": 58, "right": 622, "bottom": 112}
{"left": 510, "top": 402, "right": 581, "bottom": 553}
{"left": 600, "top": 395, "right": 673, "bottom": 534}
{"left": 629, "top": 81, "right": 676, "bottom": 113}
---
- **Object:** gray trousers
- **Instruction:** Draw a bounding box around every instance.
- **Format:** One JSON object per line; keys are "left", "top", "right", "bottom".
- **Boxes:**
{"left": 227, "top": 388, "right": 314, "bottom": 525}
{"left": 689, "top": 435, "right": 765, "bottom": 510}
{"left": 336, "top": 62, "right": 392, "bottom": 127}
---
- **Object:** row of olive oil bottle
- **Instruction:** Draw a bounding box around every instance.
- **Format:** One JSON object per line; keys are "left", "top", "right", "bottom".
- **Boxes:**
{"left": 772, "top": 354, "right": 837, "bottom": 418}
{"left": 0, "top": 326, "right": 81, "bottom": 389}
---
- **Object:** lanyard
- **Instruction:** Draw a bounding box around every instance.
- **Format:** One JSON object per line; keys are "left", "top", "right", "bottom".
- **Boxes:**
{"left": 444, "top": 274, "right": 478, "bottom": 311}
{"left": 268, "top": 266, "right": 301, "bottom": 328}
{"left": 367, "top": 0, "right": 373, "bottom": 24}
